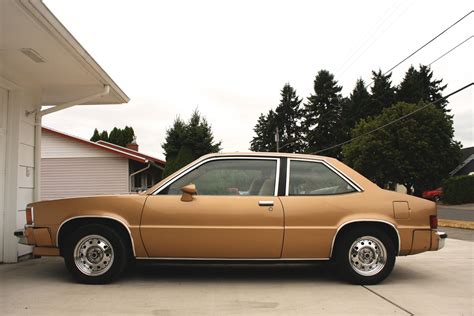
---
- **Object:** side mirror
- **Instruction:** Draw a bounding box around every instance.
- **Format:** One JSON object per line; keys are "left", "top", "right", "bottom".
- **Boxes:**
{"left": 180, "top": 184, "right": 196, "bottom": 202}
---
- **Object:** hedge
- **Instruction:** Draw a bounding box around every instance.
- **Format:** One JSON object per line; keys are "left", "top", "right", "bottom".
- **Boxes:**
{"left": 443, "top": 175, "right": 474, "bottom": 204}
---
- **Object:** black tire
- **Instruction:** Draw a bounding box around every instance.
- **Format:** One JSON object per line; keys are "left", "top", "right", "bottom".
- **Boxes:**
{"left": 63, "top": 224, "right": 129, "bottom": 284}
{"left": 433, "top": 195, "right": 440, "bottom": 202}
{"left": 334, "top": 227, "right": 396, "bottom": 285}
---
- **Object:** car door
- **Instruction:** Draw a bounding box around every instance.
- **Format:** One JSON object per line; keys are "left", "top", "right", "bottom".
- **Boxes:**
{"left": 140, "top": 157, "right": 284, "bottom": 258}
{"left": 279, "top": 159, "right": 362, "bottom": 258}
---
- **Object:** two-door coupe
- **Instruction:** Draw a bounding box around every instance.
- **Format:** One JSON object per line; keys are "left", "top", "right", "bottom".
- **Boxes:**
{"left": 15, "top": 152, "right": 446, "bottom": 284}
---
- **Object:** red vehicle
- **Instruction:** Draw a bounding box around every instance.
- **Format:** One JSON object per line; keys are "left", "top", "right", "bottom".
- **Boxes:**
{"left": 422, "top": 187, "right": 442, "bottom": 202}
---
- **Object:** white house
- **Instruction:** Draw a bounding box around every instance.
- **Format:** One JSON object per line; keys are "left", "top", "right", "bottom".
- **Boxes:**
{"left": 0, "top": 0, "right": 129, "bottom": 262}
{"left": 41, "top": 127, "right": 165, "bottom": 200}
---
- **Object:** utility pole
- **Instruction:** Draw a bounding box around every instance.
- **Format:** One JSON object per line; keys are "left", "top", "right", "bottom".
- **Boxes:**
{"left": 275, "top": 127, "right": 280, "bottom": 152}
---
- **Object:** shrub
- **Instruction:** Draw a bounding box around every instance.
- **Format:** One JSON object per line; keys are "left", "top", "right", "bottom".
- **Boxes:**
{"left": 443, "top": 175, "right": 474, "bottom": 204}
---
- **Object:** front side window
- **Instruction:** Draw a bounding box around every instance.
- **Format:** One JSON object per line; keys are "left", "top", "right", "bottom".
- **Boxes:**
{"left": 288, "top": 160, "right": 356, "bottom": 195}
{"left": 161, "top": 159, "right": 278, "bottom": 196}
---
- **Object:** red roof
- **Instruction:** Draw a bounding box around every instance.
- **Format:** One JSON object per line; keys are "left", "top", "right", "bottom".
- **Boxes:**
{"left": 97, "top": 140, "right": 165, "bottom": 165}
{"left": 42, "top": 127, "right": 165, "bottom": 166}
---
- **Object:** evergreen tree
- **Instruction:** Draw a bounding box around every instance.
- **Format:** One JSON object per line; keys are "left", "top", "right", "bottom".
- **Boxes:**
{"left": 369, "top": 70, "right": 396, "bottom": 117}
{"left": 249, "top": 110, "right": 278, "bottom": 152}
{"left": 275, "top": 84, "right": 304, "bottom": 152}
{"left": 397, "top": 65, "right": 448, "bottom": 112}
{"left": 349, "top": 78, "right": 372, "bottom": 126}
{"left": 162, "top": 110, "right": 222, "bottom": 178}
{"left": 99, "top": 130, "right": 109, "bottom": 142}
{"left": 108, "top": 127, "right": 120, "bottom": 146}
{"left": 185, "top": 110, "right": 222, "bottom": 158}
{"left": 341, "top": 79, "right": 371, "bottom": 140}
{"left": 122, "top": 126, "right": 135, "bottom": 145}
{"left": 90, "top": 128, "right": 100, "bottom": 142}
{"left": 96, "top": 126, "right": 135, "bottom": 146}
{"left": 303, "top": 70, "right": 344, "bottom": 158}
{"left": 162, "top": 117, "right": 187, "bottom": 161}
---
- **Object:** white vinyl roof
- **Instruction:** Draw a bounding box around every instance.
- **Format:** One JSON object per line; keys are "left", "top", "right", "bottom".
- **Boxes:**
{"left": 0, "top": 0, "right": 129, "bottom": 105}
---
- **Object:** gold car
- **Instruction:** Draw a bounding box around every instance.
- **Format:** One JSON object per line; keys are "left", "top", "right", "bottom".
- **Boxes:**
{"left": 15, "top": 152, "right": 446, "bottom": 284}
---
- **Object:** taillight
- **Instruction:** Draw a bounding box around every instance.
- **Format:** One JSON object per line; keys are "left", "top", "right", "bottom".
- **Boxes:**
{"left": 430, "top": 215, "right": 438, "bottom": 229}
{"left": 26, "top": 206, "right": 34, "bottom": 225}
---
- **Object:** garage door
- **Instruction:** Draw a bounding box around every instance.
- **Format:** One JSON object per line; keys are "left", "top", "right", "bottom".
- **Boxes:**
{"left": 41, "top": 157, "right": 129, "bottom": 200}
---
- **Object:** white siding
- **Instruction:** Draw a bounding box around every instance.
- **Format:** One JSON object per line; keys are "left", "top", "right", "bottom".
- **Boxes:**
{"left": 41, "top": 157, "right": 129, "bottom": 200}
{"left": 1, "top": 89, "right": 39, "bottom": 261}
{"left": 0, "top": 87, "right": 7, "bottom": 262}
{"left": 42, "top": 132, "right": 117, "bottom": 158}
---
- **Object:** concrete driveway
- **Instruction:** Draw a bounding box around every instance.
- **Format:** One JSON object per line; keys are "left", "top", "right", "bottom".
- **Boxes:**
{"left": 0, "top": 239, "right": 472, "bottom": 315}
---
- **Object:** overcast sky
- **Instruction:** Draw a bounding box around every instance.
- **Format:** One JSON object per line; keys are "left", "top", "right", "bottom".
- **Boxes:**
{"left": 43, "top": 0, "right": 473, "bottom": 160}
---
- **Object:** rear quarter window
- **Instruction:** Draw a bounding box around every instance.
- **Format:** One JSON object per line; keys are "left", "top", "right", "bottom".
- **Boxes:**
{"left": 288, "top": 160, "right": 357, "bottom": 195}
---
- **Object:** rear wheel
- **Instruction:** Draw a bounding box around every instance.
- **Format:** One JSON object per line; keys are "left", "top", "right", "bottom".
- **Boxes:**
{"left": 63, "top": 224, "right": 128, "bottom": 284}
{"left": 335, "top": 227, "right": 396, "bottom": 285}
{"left": 433, "top": 195, "right": 440, "bottom": 202}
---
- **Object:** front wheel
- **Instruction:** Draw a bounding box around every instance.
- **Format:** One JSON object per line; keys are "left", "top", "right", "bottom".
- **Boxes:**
{"left": 63, "top": 224, "right": 128, "bottom": 284}
{"left": 335, "top": 228, "right": 396, "bottom": 285}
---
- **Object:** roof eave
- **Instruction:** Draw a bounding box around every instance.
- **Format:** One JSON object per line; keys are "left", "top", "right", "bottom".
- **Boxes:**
{"left": 19, "top": 0, "right": 130, "bottom": 104}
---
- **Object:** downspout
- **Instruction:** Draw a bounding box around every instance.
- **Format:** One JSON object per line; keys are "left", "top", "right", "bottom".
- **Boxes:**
{"left": 129, "top": 162, "right": 151, "bottom": 193}
{"left": 33, "top": 115, "right": 42, "bottom": 201}
{"left": 149, "top": 161, "right": 165, "bottom": 171}
{"left": 31, "top": 85, "right": 111, "bottom": 201}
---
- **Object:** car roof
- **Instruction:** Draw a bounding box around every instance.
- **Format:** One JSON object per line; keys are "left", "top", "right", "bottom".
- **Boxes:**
{"left": 145, "top": 152, "right": 377, "bottom": 195}
{"left": 200, "top": 152, "right": 333, "bottom": 161}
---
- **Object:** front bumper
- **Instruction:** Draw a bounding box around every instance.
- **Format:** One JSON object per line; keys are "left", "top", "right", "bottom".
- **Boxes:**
{"left": 14, "top": 227, "right": 60, "bottom": 256}
{"left": 14, "top": 229, "right": 28, "bottom": 245}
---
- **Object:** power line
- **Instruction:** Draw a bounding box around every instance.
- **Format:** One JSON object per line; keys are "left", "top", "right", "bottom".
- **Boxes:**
{"left": 336, "top": 0, "right": 415, "bottom": 78}
{"left": 335, "top": 0, "right": 403, "bottom": 75}
{"left": 365, "top": 10, "right": 473, "bottom": 88}
{"left": 271, "top": 11, "right": 473, "bottom": 153}
{"left": 311, "top": 82, "right": 473, "bottom": 155}
{"left": 429, "top": 35, "right": 473, "bottom": 66}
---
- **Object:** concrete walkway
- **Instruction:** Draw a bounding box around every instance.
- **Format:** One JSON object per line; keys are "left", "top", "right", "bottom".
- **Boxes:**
{"left": 0, "top": 239, "right": 472, "bottom": 315}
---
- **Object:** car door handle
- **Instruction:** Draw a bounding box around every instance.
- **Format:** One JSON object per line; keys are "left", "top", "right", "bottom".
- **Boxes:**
{"left": 258, "top": 201, "right": 274, "bottom": 207}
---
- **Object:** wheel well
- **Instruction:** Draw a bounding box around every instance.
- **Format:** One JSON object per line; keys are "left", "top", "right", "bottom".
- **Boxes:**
{"left": 332, "top": 221, "right": 400, "bottom": 257}
{"left": 57, "top": 217, "right": 134, "bottom": 257}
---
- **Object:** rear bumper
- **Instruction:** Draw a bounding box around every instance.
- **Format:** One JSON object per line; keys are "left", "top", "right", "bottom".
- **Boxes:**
{"left": 435, "top": 231, "right": 447, "bottom": 250}
{"left": 429, "top": 230, "right": 447, "bottom": 251}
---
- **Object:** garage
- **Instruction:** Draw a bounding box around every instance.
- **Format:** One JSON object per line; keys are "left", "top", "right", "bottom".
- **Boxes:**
{"left": 0, "top": 0, "right": 129, "bottom": 262}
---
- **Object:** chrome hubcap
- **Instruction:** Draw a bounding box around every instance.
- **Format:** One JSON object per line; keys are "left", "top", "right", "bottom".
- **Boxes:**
{"left": 74, "top": 234, "right": 114, "bottom": 276}
{"left": 348, "top": 236, "right": 386, "bottom": 276}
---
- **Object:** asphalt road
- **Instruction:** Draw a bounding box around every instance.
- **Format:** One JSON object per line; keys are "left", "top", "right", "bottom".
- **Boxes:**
{"left": 0, "top": 239, "right": 472, "bottom": 315}
{"left": 441, "top": 227, "right": 474, "bottom": 242}
{"left": 437, "top": 203, "right": 474, "bottom": 221}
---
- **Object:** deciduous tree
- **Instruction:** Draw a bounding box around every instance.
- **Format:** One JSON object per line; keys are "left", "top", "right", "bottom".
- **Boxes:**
{"left": 343, "top": 102, "right": 461, "bottom": 194}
